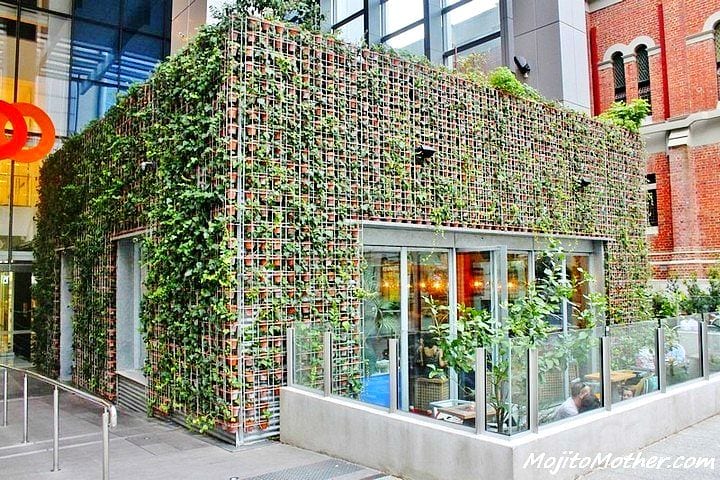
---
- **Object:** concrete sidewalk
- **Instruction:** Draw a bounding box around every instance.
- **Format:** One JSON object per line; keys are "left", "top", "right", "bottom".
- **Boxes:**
{"left": 580, "top": 414, "right": 720, "bottom": 479}
{"left": 0, "top": 393, "right": 395, "bottom": 480}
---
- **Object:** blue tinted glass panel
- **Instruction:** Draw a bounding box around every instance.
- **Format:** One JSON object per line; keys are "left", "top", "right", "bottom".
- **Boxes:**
{"left": 71, "top": 20, "right": 120, "bottom": 85}
{"left": 68, "top": 80, "right": 118, "bottom": 133}
{"left": 123, "top": 0, "right": 169, "bottom": 36}
{"left": 74, "top": 0, "right": 120, "bottom": 25}
{"left": 119, "top": 31, "right": 162, "bottom": 87}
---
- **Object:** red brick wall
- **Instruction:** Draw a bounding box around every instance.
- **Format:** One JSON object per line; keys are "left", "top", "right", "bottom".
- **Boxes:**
{"left": 588, "top": 1, "right": 720, "bottom": 118}
{"left": 695, "top": 144, "right": 720, "bottom": 247}
{"left": 589, "top": 2, "right": 720, "bottom": 279}
{"left": 647, "top": 152, "right": 673, "bottom": 251}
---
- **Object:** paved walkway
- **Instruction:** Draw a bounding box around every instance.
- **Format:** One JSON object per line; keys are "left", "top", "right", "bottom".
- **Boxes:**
{"left": 0, "top": 391, "right": 395, "bottom": 480}
{"left": 581, "top": 414, "right": 720, "bottom": 479}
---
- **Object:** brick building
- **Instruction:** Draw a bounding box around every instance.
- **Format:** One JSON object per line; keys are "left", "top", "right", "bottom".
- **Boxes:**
{"left": 587, "top": 1, "right": 720, "bottom": 283}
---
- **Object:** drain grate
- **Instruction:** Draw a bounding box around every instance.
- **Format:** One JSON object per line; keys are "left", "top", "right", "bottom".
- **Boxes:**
{"left": 240, "top": 459, "right": 363, "bottom": 480}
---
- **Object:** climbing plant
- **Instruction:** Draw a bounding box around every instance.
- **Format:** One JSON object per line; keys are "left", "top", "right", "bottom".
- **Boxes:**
{"left": 34, "top": 8, "right": 648, "bottom": 443}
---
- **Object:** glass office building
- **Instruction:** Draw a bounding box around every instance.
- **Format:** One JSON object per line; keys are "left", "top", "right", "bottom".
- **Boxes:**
{"left": 322, "top": 0, "right": 502, "bottom": 69}
{"left": 0, "top": 0, "right": 171, "bottom": 358}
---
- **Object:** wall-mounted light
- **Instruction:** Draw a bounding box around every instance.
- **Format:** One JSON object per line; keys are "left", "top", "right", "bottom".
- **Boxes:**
{"left": 577, "top": 177, "right": 592, "bottom": 190}
{"left": 514, "top": 55, "right": 531, "bottom": 78}
{"left": 414, "top": 145, "right": 436, "bottom": 163}
{"left": 140, "top": 161, "right": 156, "bottom": 172}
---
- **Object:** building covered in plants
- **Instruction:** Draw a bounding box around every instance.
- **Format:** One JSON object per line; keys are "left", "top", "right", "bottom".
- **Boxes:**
{"left": 32, "top": 11, "right": 649, "bottom": 445}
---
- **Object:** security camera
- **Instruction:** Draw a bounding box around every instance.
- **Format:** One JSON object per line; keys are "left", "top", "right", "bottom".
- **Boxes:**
{"left": 140, "top": 161, "right": 156, "bottom": 172}
{"left": 414, "top": 145, "right": 436, "bottom": 162}
{"left": 514, "top": 55, "right": 531, "bottom": 78}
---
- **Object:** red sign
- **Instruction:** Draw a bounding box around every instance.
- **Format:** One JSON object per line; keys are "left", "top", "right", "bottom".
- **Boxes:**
{"left": 0, "top": 101, "right": 56, "bottom": 163}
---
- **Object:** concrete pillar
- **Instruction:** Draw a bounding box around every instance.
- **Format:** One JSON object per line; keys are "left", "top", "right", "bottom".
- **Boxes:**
{"left": 511, "top": 0, "right": 590, "bottom": 112}
{"left": 171, "top": 0, "right": 211, "bottom": 54}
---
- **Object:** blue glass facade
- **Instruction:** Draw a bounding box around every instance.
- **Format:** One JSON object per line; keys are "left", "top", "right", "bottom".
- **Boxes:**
{"left": 0, "top": 0, "right": 171, "bottom": 358}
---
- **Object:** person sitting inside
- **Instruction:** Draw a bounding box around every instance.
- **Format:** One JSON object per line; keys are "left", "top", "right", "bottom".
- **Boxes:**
{"left": 579, "top": 393, "right": 601, "bottom": 413}
{"left": 554, "top": 382, "right": 591, "bottom": 420}
{"left": 621, "top": 387, "right": 634, "bottom": 401}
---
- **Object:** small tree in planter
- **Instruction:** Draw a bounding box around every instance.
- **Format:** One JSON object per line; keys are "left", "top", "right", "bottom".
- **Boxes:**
{"left": 426, "top": 241, "right": 608, "bottom": 433}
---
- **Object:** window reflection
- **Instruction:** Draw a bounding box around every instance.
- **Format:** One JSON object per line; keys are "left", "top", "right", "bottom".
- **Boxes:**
{"left": 360, "top": 252, "right": 400, "bottom": 408}
{"left": 409, "top": 251, "right": 450, "bottom": 413}
{"left": 507, "top": 252, "right": 528, "bottom": 301}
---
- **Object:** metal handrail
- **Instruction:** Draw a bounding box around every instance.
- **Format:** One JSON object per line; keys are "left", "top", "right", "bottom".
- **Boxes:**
{"left": 0, "top": 363, "right": 117, "bottom": 479}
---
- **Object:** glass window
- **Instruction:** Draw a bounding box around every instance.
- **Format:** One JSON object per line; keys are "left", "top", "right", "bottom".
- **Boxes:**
{"left": 18, "top": 9, "right": 71, "bottom": 136}
{"left": 507, "top": 252, "right": 529, "bottom": 302}
{"left": 360, "top": 251, "right": 400, "bottom": 407}
{"left": 566, "top": 255, "right": 589, "bottom": 328}
{"left": 457, "top": 251, "right": 493, "bottom": 312}
{"left": 123, "top": 0, "right": 169, "bottom": 37}
{"left": 331, "top": 0, "right": 363, "bottom": 24}
{"left": 0, "top": 4, "right": 18, "bottom": 103}
{"left": 71, "top": 20, "right": 120, "bottom": 85}
{"left": 444, "top": 0, "right": 499, "bottom": 50}
{"left": 17, "top": 1, "right": 73, "bottom": 14}
{"left": 334, "top": 14, "right": 364, "bottom": 45}
{"left": 636, "top": 45, "right": 651, "bottom": 112}
{"left": 74, "top": 0, "right": 120, "bottom": 25}
{"left": 68, "top": 80, "right": 118, "bottom": 133}
{"left": 446, "top": 36, "right": 501, "bottom": 71}
{"left": 120, "top": 31, "right": 163, "bottom": 87}
{"left": 409, "top": 250, "right": 450, "bottom": 413}
{"left": 646, "top": 173, "right": 658, "bottom": 227}
{"left": 714, "top": 23, "right": 720, "bottom": 100}
{"left": 383, "top": 0, "right": 423, "bottom": 35}
{"left": 385, "top": 24, "right": 424, "bottom": 56}
{"left": 612, "top": 51, "right": 626, "bottom": 103}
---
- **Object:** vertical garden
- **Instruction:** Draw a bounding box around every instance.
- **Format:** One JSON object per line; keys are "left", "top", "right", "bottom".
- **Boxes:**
{"left": 33, "top": 11, "right": 648, "bottom": 443}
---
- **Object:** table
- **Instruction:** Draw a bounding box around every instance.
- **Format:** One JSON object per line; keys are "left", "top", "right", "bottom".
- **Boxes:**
{"left": 430, "top": 399, "right": 496, "bottom": 423}
{"left": 584, "top": 369, "right": 637, "bottom": 383}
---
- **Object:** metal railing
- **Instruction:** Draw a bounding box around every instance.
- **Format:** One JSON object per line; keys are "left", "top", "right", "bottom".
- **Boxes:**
{"left": 0, "top": 364, "right": 117, "bottom": 479}
{"left": 287, "top": 313, "right": 720, "bottom": 439}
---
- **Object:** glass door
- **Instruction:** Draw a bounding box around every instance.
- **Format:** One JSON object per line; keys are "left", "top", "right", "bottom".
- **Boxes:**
{"left": 455, "top": 250, "right": 504, "bottom": 400}
{"left": 407, "top": 250, "right": 450, "bottom": 414}
{"left": 360, "top": 250, "right": 401, "bottom": 408}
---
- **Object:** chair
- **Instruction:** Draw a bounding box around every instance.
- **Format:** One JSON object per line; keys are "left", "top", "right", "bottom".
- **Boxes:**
{"left": 633, "top": 375, "right": 658, "bottom": 396}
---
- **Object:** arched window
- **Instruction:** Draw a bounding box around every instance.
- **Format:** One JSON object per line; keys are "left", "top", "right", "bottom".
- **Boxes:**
{"left": 636, "top": 45, "right": 651, "bottom": 112}
{"left": 612, "top": 51, "right": 626, "bottom": 103}
{"left": 715, "top": 23, "right": 720, "bottom": 100}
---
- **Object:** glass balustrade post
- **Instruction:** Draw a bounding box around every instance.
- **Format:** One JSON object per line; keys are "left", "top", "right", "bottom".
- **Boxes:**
{"left": 389, "top": 339, "right": 398, "bottom": 414}
{"left": 701, "top": 317, "right": 710, "bottom": 380}
{"left": 102, "top": 409, "right": 110, "bottom": 480}
{"left": 475, "top": 347, "right": 485, "bottom": 435}
{"left": 286, "top": 327, "right": 295, "bottom": 386}
{"left": 22, "top": 373, "right": 28, "bottom": 443}
{"left": 658, "top": 326, "right": 667, "bottom": 393}
{"left": 602, "top": 336, "right": 612, "bottom": 411}
{"left": 52, "top": 386, "right": 59, "bottom": 471}
{"left": 2, "top": 368, "right": 6, "bottom": 427}
{"left": 528, "top": 348, "right": 539, "bottom": 433}
{"left": 323, "top": 331, "right": 332, "bottom": 397}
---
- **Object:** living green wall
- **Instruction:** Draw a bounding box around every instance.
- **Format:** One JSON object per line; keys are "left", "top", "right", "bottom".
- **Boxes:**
{"left": 33, "top": 11, "right": 648, "bottom": 443}
{"left": 34, "top": 22, "right": 236, "bottom": 430}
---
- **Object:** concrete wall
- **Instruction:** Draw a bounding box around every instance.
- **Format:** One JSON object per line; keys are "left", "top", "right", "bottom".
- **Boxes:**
{"left": 512, "top": 0, "right": 591, "bottom": 112}
{"left": 281, "top": 376, "right": 720, "bottom": 479}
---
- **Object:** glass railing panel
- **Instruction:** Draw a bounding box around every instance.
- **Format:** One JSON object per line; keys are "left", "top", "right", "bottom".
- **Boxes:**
{"left": 486, "top": 337, "right": 529, "bottom": 436}
{"left": 708, "top": 312, "right": 720, "bottom": 374}
{"left": 663, "top": 315, "right": 702, "bottom": 386}
{"left": 538, "top": 326, "right": 603, "bottom": 426}
{"left": 609, "top": 320, "right": 659, "bottom": 403}
{"left": 292, "top": 321, "right": 326, "bottom": 392}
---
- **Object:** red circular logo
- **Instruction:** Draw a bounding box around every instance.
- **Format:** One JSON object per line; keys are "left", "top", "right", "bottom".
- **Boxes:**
{"left": 0, "top": 101, "right": 56, "bottom": 163}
